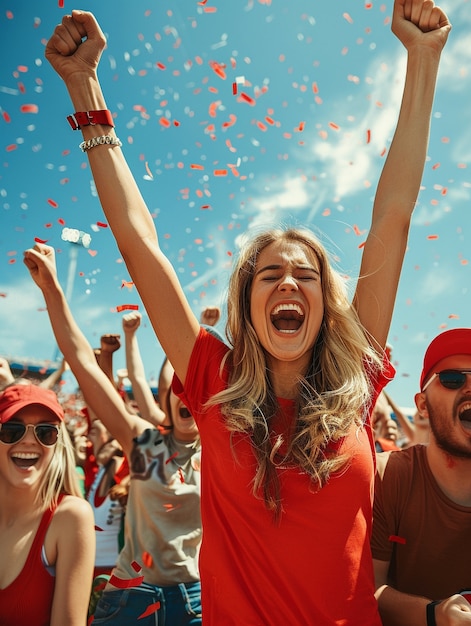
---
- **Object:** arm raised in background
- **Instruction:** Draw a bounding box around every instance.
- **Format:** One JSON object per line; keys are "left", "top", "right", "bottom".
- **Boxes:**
{"left": 45, "top": 13, "right": 199, "bottom": 387}
{"left": 23, "top": 242, "right": 153, "bottom": 460}
{"left": 353, "top": 0, "right": 450, "bottom": 350}
{"left": 122, "top": 311, "right": 166, "bottom": 427}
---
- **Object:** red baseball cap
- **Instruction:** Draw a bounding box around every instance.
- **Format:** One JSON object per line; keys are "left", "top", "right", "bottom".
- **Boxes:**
{"left": 420, "top": 328, "right": 471, "bottom": 390}
{"left": 0, "top": 384, "right": 64, "bottom": 424}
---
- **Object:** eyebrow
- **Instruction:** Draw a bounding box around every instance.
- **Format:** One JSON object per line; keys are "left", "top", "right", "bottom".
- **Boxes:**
{"left": 255, "top": 264, "right": 320, "bottom": 276}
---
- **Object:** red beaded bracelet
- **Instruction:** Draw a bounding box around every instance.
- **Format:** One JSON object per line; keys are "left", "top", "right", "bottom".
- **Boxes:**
{"left": 67, "top": 109, "right": 114, "bottom": 130}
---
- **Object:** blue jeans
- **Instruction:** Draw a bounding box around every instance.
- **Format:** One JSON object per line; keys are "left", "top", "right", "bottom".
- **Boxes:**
{"left": 92, "top": 581, "right": 202, "bottom": 626}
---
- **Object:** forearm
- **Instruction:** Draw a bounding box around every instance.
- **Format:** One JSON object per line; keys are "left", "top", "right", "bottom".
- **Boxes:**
{"left": 376, "top": 584, "right": 431, "bottom": 626}
{"left": 372, "top": 46, "right": 441, "bottom": 225}
{"left": 125, "top": 333, "right": 165, "bottom": 425}
{"left": 64, "top": 74, "right": 158, "bottom": 259}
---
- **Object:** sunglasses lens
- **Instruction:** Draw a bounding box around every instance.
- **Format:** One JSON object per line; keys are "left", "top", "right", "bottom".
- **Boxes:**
{"left": 0, "top": 423, "right": 26, "bottom": 444}
{"left": 35, "top": 425, "right": 59, "bottom": 446}
{"left": 438, "top": 370, "right": 466, "bottom": 390}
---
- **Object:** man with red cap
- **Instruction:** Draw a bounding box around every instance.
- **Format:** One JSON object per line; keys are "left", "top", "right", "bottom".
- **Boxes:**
{"left": 372, "top": 328, "right": 471, "bottom": 626}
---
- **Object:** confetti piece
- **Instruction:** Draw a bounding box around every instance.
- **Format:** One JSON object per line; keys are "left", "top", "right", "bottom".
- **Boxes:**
{"left": 343, "top": 12, "right": 354, "bottom": 23}
{"left": 121, "top": 280, "right": 134, "bottom": 289}
{"left": 166, "top": 452, "right": 179, "bottom": 464}
{"left": 20, "top": 104, "right": 38, "bottom": 114}
{"left": 427, "top": 235, "right": 439, "bottom": 240}
{"left": 138, "top": 602, "right": 161, "bottom": 619}
{"left": 328, "top": 122, "right": 340, "bottom": 131}
{"left": 47, "top": 198, "right": 58, "bottom": 208}
{"left": 156, "top": 62, "right": 166, "bottom": 70}
{"left": 96, "top": 222, "right": 108, "bottom": 228}
{"left": 389, "top": 535, "right": 406, "bottom": 545}
{"left": 116, "top": 304, "right": 140, "bottom": 312}
{"left": 131, "top": 561, "right": 142, "bottom": 573}
{"left": 159, "top": 117, "right": 171, "bottom": 128}
{"left": 142, "top": 552, "right": 153, "bottom": 568}
{"left": 109, "top": 574, "right": 145, "bottom": 589}
{"left": 34, "top": 237, "right": 48, "bottom": 244}
{"left": 145, "top": 162, "right": 153, "bottom": 179}
{"left": 209, "top": 61, "right": 226, "bottom": 80}
{"left": 178, "top": 468, "right": 185, "bottom": 483}
{"left": 213, "top": 169, "right": 228, "bottom": 176}
{"left": 366, "top": 129, "right": 371, "bottom": 144}
{"left": 94, "top": 525, "right": 104, "bottom": 532}
{"left": 190, "top": 163, "right": 205, "bottom": 170}
{"left": 239, "top": 92, "right": 256, "bottom": 106}
{"left": 2, "top": 111, "right": 11, "bottom": 123}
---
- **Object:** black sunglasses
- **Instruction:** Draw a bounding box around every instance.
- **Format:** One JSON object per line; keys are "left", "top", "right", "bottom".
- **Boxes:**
{"left": 0, "top": 422, "right": 60, "bottom": 446}
{"left": 422, "top": 369, "right": 471, "bottom": 392}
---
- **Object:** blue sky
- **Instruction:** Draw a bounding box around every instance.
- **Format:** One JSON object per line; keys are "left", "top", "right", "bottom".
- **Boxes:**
{"left": 1, "top": 0, "right": 470, "bottom": 407}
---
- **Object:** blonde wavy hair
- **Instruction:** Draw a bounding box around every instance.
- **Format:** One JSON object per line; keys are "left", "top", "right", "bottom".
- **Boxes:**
{"left": 36, "top": 421, "right": 83, "bottom": 509}
{"left": 209, "top": 228, "right": 383, "bottom": 519}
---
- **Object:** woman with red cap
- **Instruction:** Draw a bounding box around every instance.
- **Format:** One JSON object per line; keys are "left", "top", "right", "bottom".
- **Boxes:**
{"left": 0, "top": 383, "right": 95, "bottom": 626}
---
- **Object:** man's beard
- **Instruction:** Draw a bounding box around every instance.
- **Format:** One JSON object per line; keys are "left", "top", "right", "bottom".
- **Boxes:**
{"left": 427, "top": 398, "right": 471, "bottom": 460}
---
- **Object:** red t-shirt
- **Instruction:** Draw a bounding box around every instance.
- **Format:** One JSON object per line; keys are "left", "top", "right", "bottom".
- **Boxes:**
{"left": 0, "top": 503, "right": 58, "bottom": 626}
{"left": 174, "top": 328, "right": 394, "bottom": 625}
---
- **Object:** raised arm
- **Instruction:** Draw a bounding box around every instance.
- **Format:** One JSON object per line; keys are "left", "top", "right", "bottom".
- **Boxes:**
{"left": 354, "top": 0, "right": 450, "bottom": 349}
{"left": 45, "top": 11, "right": 199, "bottom": 385}
{"left": 122, "top": 311, "right": 167, "bottom": 427}
{"left": 23, "top": 243, "right": 151, "bottom": 459}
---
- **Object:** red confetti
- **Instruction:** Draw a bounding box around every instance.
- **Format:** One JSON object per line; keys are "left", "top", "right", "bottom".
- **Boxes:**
{"left": 156, "top": 62, "right": 166, "bottom": 70}
{"left": 427, "top": 234, "right": 439, "bottom": 240}
{"left": 142, "top": 552, "right": 153, "bottom": 568}
{"left": 131, "top": 560, "right": 142, "bottom": 573}
{"left": 166, "top": 452, "right": 179, "bottom": 464}
{"left": 159, "top": 117, "right": 171, "bottom": 128}
{"left": 328, "top": 122, "right": 340, "bottom": 131}
{"left": 34, "top": 237, "right": 48, "bottom": 244}
{"left": 58, "top": 218, "right": 65, "bottom": 226}
{"left": 232, "top": 82, "right": 237, "bottom": 95}
{"left": 94, "top": 525, "right": 104, "bottom": 532}
{"left": 366, "top": 129, "right": 371, "bottom": 143}
{"left": 388, "top": 535, "right": 406, "bottom": 545}
{"left": 47, "top": 199, "right": 58, "bottom": 208}
{"left": 96, "top": 221, "right": 108, "bottom": 228}
{"left": 178, "top": 468, "right": 185, "bottom": 483}
{"left": 190, "top": 163, "right": 204, "bottom": 170}
{"left": 6, "top": 144, "right": 17, "bottom": 152}
{"left": 20, "top": 104, "right": 38, "bottom": 114}
{"left": 138, "top": 602, "right": 161, "bottom": 619}
{"left": 213, "top": 169, "right": 228, "bottom": 176}
{"left": 116, "top": 304, "right": 139, "bottom": 312}
{"left": 109, "top": 574, "right": 144, "bottom": 589}
{"left": 2, "top": 111, "right": 11, "bottom": 123}
{"left": 209, "top": 61, "right": 226, "bottom": 80}
{"left": 239, "top": 92, "right": 256, "bottom": 106}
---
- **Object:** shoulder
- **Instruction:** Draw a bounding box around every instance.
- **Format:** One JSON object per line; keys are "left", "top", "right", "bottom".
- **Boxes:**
{"left": 53, "top": 495, "right": 94, "bottom": 528}
{"left": 376, "top": 446, "right": 423, "bottom": 481}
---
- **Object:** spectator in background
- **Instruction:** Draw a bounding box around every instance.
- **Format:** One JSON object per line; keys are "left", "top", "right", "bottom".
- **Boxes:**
{"left": 0, "top": 382, "right": 95, "bottom": 626}
{"left": 0, "top": 357, "right": 15, "bottom": 390}
{"left": 372, "top": 391, "right": 400, "bottom": 452}
{"left": 372, "top": 328, "right": 471, "bottom": 625}
{"left": 24, "top": 242, "right": 203, "bottom": 626}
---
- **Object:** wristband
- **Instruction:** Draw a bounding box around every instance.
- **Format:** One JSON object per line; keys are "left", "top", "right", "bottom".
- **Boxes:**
{"left": 67, "top": 109, "right": 114, "bottom": 130}
{"left": 79, "top": 135, "right": 122, "bottom": 152}
{"left": 426, "top": 600, "right": 440, "bottom": 626}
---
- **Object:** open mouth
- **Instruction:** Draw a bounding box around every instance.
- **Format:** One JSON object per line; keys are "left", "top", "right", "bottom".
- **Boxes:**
{"left": 179, "top": 407, "right": 192, "bottom": 419}
{"left": 270, "top": 303, "right": 304, "bottom": 333}
{"left": 459, "top": 403, "right": 471, "bottom": 430}
{"left": 11, "top": 452, "right": 40, "bottom": 468}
